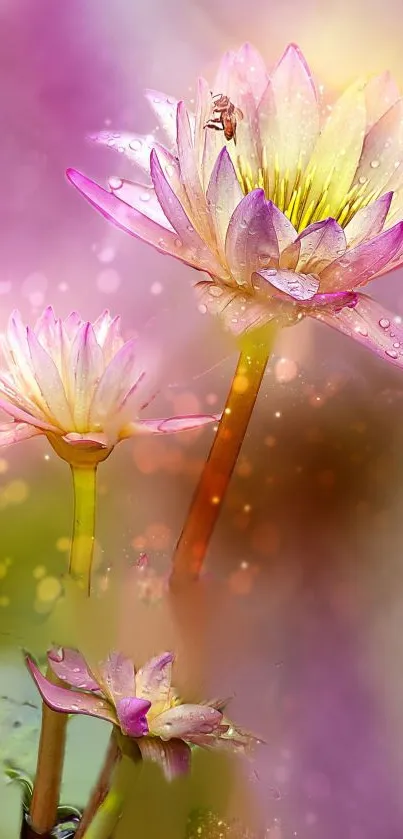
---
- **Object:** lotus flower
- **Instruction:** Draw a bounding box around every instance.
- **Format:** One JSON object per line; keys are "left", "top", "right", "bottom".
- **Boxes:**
{"left": 0, "top": 307, "right": 217, "bottom": 458}
{"left": 67, "top": 43, "right": 403, "bottom": 367}
{"left": 25, "top": 648, "right": 252, "bottom": 780}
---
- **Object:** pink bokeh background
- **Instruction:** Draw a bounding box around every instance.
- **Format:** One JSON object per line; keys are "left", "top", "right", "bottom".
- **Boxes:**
{"left": 3, "top": 1, "right": 403, "bottom": 837}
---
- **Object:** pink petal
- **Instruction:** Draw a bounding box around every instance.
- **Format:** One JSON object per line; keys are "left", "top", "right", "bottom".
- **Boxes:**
{"left": 176, "top": 102, "right": 215, "bottom": 242}
{"left": 66, "top": 169, "right": 212, "bottom": 273}
{"left": 364, "top": 72, "right": 400, "bottom": 132}
{"left": 115, "top": 697, "right": 151, "bottom": 737}
{"left": 137, "top": 736, "right": 191, "bottom": 780}
{"left": 107, "top": 179, "right": 175, "bottom": 230}
{"left": 98, "top": 652, "right": 136, "bottom": 704}
{"left": 68, "top": 323, "right": 104, "bottom": 431}
{"left": 255, "top": 268, "right": 319, "bottom": 301}
{"left": 47, "top": 647, "right": 100, "bottom": 691}
{"left": 131, "top": 414, "right": 218, "bottom": 434}
{"left": 0, "top": 421, "right": 43, "bottom": 447}
{"left": 234, "top": 42, "right": 269, "bottom": 102}
{"left": 195, "top": 77, "right": 223, "bottom": 183}
{"left": 150, "top": 150, "right": 226, "bottom": 277}
{"left": 225, "top": 190, "right": 279, "bottom": 285}
{"left": 319, "top": 221, "right": 403, "bottom": 291}
{"left": 135, "top": 653, "right": 174, "bottom": 704}
{"left": 145, "top": 89, "right": 179, "bottom": 146}
{"left": 89, "top": 339, "right": 145, "bottom": 424}
{"left": 344, "top": 192, "right": 393, "bottom": 247}
{"left": 312, "top": 293, "right": 403, "bottom": 368}
{"left": 0, "top": 396, "right": 58, "bottom": 432}
{"left": 89, "top": 130, "right": 154, "bottom": 172}
{"left": 26, "top": 328, "right": 73, "bottom": 429}
{"left": 206, "top": 148, "right": 243, "bottom": 257}
{"left": 150, "top": 704, "right": 223, "bottom": 741}
{"left": 25, "top": 654, "right": 117, "bottom": 724}
{"left": 354, "top": 99, "right": 403, "bottom": 194}
{"left": 259, "top": 44, "right": 319, "bottom": 208}
{"left": 286, "top": 219, "right": 346, "bottom": 274}
{"left": 61, "top": 431, "right": 109, "bottom": 448}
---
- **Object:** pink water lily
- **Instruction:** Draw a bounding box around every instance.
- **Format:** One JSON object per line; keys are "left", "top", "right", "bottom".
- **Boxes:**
{"left": 67, "top": 43, "right": 403, "bottom": 367}
{"left": 25, "top": 648, "right": 251, "bottom": 780}
{"left": 0, "top": 307, "right": 217, "bottom": 458}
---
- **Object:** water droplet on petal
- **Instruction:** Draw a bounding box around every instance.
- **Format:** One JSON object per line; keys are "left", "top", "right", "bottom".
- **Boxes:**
{"left": 386, "top": 348, "right": 398, "bottom": 359}
{"left": 379, "top": 318, "right": 390, "bottom": 329}
{"left": 129, "top": 139, "right": 142, "bottom": 151}
{"left": 140, "top": 192, "right": 151, "bottom": 202}
{"left": 370, "top": 159, "right": 380, "bottom": 169}
{"left": 198, "top": 304, "right": 207, "bottom": 314}
{"left": 358, "top": 175, "right": 367, "bottom": 185}
{"left": 108, "top": 176, "right": 123, "bottom": 191}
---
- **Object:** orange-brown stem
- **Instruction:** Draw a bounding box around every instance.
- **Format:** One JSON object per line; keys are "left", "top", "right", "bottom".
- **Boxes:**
{"left": 170, "top": 325, "right": 277, "bottom": 588}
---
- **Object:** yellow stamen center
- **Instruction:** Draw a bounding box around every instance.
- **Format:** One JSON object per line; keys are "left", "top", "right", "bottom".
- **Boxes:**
{"left": 236, "top": 150, "right": 380, "bottom": 233}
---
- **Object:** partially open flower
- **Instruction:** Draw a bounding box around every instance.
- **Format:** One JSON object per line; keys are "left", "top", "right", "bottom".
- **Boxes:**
{"left": 68, "top": 43, "right": 403, "bottom": 367}
{"left": 25, "top": 648, "right": 253, "bottom": 780}
{"left": 0, "top": 307, "right": 217, "bottom": 463}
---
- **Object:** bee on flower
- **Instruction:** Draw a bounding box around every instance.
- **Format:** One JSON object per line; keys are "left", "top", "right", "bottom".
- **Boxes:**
{"left": 68, "top": 43, "right": 403, "bottom": 366}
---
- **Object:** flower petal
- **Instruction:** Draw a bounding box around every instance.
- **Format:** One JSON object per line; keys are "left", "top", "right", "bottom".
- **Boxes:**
{"left": 107, "top": 179, "right": 175, "bottom": 230}
{"left": 150, "top": 704, "right": 222, "bottom": 741}
{"left": 354, "top": 99, "right": 403, "bottom": 194}
{"left": 145, "top": 89, "right": 179, "bottom": 146}
{"left": 225, "top": 190, "right": 279, "bottom": 285}
{"left": 195, "top": 280, "right": 287, "bottom": 335}
{"left": 0, "top": 395, "right": 58, "bottom": 432}
{"left": 306, "top": 81, "right": 366, "bottom": 219}
{"left": 150, "top": 150, "right": 226, "bottom": 277}
{"left": 89, "top": 130, "right": 155, "bottom": 173}
{"left": 135, "top": 653, "right": 174, "bottom": 704}
{"left": 0, "top": 421, "right": 43, "bottom": 447}
{"left": 25, "top": 655, "right": 117, "bottom": 724}
{"left": 259, "top": 44, "right": 319, "bottom": 206}
{"left": 319, "top": 221, "right": 403, "bottom": 291}
{"left": 255, "top": 268, "right": 319, "bottom": 301}
{"left": 206, "top": 148, "right": 243, "bottom": 258}
{"left": 47, "top": 647, "right": 100, "bottom": 691}
{"left": 61, "top": 431, "right": 110, "bottom": 448}
{"left": 128, "top": 414, "right": 218, "bottom": 435}
{"left": 137, "top": 737, "right": 191, "bottom": 780}
{"left": 98, "top": 652, "right": 136, "bottom": 704}
{"left": 364, "top": 72, "right": 400, "bottom": 131}
{"left": 289, "top": 219, "right": 347, "bottom": 274}
{"left": 115, "top": 697, "right": 151, "bottom": 737}
{"left": 68, "top": 323, "right": 104, "bottom": 432}
{"left": 312, "top": 293, "right": 403, "bottom": 368}
{"left": 26, "top": 327, "right": 74, "bottom": 429}
{"left": 89, "top": 338, "right": 145, "bottom": 425}
{"left": 176, "top": 101, "right": 215, "bottom": 243}
{"left": 344, "top": 192, "right": 393, "bottom": 247}
{"left": 66, "top": 169, "right": 213, "bottom": 273}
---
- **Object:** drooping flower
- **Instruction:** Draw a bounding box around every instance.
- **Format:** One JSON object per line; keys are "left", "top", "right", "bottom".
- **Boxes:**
{"left": 0, "top": 307, "right": 217, "bottom": 460}
{"left": 25, "top": 648, "right": 253, "bottom": 780}
{"left": 67, "top": 43, "right": 403, "bottom": 366}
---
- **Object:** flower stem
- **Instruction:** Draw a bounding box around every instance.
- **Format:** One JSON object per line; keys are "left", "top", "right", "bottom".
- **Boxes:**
{"left": 29, "top": 463, "right": 98, "bottom": 834}
{"left": 69, "top": 464, "right": 97, "bottom": 594}
{"left": 28, "top": 667, "right": 68, "bottom": 835}
{"left": 170, "top": 325, "right": 277, "bottom": 588}
{"left": 75, "top": 731, "right": 120, "bottom": 839}
{"left": 80, "top": 756, "right": 129, "bottom": 839}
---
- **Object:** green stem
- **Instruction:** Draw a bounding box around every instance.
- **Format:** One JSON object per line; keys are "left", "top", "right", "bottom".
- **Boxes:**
{"left": 81, "top": 757, "right": 129, "bottom": 839}
{"left": 69, "top": 464, "right": 97, "bottom": 594}
{"left": 75, "top": 731, "right": 120, "bottom": 839}
{"left": 170, "top": 325, "right": 277, "bottom": 588}
{"left": 29, "top": 462, "right": 98, "bottom": 834}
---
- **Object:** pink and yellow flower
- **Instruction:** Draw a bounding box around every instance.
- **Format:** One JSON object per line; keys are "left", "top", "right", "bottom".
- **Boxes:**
{"left": 25, "top": 648, "right": 252, "bottom": 780}
{"left": 68, "top": 43, "right": 403, "bottom": 366}
{"left": 0, "top": 307, "right": 217, "bottom": 458}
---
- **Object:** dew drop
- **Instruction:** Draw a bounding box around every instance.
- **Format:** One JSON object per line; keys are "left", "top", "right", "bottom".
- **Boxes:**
{"left": 208, "top": 286, "right": 223, "bottom": 297}
{"left": 379, "top": 318, "right": 390, "bottom": 329}
{"left": 158, "top": 238, "right": 167, "bottom": 248}
{"left": 140, "top": 192, "right": 151, "bottom": 202}
{"left": 186, "top": 224, "right": 194, "bottom": 233}
{"left": 358, "top": 175, "right": 367, "bottom": 185}
{"left": 108, "top": 176, "right": 123, "bottom": 191}
{"left": 198, "top": 304, "right": 207, "bottom": 314}
{"left": 393, "top": 342, "right": 400, "bottom": 348}
{"left": 129, "top": 138, "right": 142, "bottom": 151}
{"left": 106, "top": 138, "right": 115, "bottom": 148}
{"left": 370, "top": 159, "right": 380, "bottom": 169}
{"left": 386, "top": 348, "right": 398, "bottom": 359}
{"left": 174, "top": 238, "right": 182, "bottom": 248}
